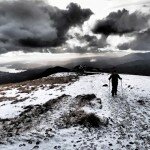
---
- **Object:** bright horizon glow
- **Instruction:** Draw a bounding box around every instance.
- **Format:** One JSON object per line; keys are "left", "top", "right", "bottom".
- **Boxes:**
{"left": 0, "top": 50, "right": 149, "bottom": 64}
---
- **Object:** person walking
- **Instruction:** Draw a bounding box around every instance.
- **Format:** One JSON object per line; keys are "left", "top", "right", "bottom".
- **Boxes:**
{"left": 109, "top": 70, "right": 122, "bottom": 97}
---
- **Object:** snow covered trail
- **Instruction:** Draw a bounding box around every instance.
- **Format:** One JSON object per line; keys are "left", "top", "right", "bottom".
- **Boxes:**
{"left": 0, "top": 73, "right": 149, "bottom": 149}
{"left": 63, "top": 73, "right": 150, "bottom": 149}
{"left": 106, "top": 74, "right": 150, "bottom": 149}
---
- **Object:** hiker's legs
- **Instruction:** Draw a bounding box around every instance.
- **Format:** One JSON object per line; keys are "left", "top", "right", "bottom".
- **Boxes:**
{"left": 112, "top": 84, "right": 118, "bottom": 96}
{"left": 112, "top": 86, "right": 115, "bottom": 96}
{"left": 114, "top": 84, "right": 118, "bottom": 95}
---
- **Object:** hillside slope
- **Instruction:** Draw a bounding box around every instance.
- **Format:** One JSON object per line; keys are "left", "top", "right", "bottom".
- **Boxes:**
{"left": 0, "top": 73, "right": 149, "bottom": 150}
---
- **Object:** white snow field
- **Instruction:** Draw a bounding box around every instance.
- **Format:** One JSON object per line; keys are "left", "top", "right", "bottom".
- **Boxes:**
{"left": 0, "top": 73, "right": 149, "bottom": 150}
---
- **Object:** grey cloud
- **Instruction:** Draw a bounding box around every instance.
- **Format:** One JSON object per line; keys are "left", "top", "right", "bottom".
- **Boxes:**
{"left": 75, "top": 34, "right": 107, "bottom": 50}
{"left": 83, "top": 35, "right": 107, "bottom": 48}
{"left": 118, "top": 29, "right": 150, "bottom": 50}
{"left": 32, "top": 33, "right": 108, "bottom": 53}
{"left": 69, "top": 34, "right": 107, "bottom": 53}
{"left": 92, "top": 9, "right": 150, "bottom": 36}
{"left": 0, "top": 0, "right": 93, "bottom": 53}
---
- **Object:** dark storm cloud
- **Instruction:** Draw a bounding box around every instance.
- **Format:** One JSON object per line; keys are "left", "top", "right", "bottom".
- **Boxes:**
{"left": 0, "top": 0, "right": 93, "bottom": 52}
{"left": 118, "top": 29, "right": 150, "bottom": 50}
{"left": 92, "top": 9, "right": 150, "bottom": 36}
{"left": 62, "top": 34, "right": 108, "bottom": 53}
{"left": 75, "top": 34, "right": 107, "bottom": 49}
{"left": 83, "top": 34, "right": 107, "bottom": 48}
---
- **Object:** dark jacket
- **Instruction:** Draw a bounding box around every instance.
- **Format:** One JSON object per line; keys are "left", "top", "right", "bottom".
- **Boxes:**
{"left": 109, "top": 73, "right": 122, "bottom": 85}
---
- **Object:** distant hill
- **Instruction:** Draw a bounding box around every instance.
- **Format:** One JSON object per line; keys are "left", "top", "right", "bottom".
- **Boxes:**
{"left": 0, "top": 68, "right": 45, "bottom": 85}
{"left": 66, "top": 52, "right": 150, "bottom": 76}
{"left": 0, "top": 66, "right": 71, "bottom": 85}
{"left": 40, "top": 66, "right": 70, "bottom": 77}
{"left": 65, "top": 53, "right": 150, "bottom": 69}
{"left": 116, "top": 59, "right": 150, "bottom": 75}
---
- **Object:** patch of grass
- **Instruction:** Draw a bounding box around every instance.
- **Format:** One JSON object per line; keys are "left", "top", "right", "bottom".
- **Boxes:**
{"left": 0, "top": 96, "right": 18, "bottom": 103}
{"left": 75, "top": 94, "right": 96, "bottom": 107}
{"left": 62, "top": 110, "right": 109, "bottom": 128}
{"left": 11, "top": 97, "right": 29, "bottom": 104}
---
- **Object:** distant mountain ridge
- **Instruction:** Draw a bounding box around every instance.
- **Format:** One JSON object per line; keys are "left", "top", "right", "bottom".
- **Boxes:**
{"left": 0, "top": 52, "right": 150, "bottom": 85}
{"left": 41, "top": 66, "right": 70, "bottom": 77}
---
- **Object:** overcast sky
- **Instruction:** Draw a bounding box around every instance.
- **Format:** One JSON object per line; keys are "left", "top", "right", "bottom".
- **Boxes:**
{"left": 0, "top": 0, "right": 150, "bottom": 66}
{"left": 51, "top": 0, "right": 150, "bottom": 52}
{"left": 48, "top": 0, "right": 150, "bottom": 14}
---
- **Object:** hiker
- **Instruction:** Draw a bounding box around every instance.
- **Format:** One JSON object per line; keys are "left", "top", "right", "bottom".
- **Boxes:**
{"left": 109, "top": 70, "right": 122, "bottom": 96}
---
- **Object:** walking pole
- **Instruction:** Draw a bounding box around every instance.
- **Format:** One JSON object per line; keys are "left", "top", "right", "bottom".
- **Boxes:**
{"left": 109, "top": 80, "right": 110, "bottom": 96}
{"left": 121, "top": 80, "right": 123, "bottom": 97}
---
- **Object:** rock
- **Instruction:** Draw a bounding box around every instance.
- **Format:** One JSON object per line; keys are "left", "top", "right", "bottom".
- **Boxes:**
{"left": 126, "top": 144, "right": 131, "bottom": 148}
{"left": 27, "top": 140, "right": 33, "bottom": 144}
{"left": 137, "top": 100, "right": 145, "bottom": 105}
{"left": 142, "top": 124, "right": 148, "bottom": 130}
{"left": 129, "top": 142, "right": 134, "bottom": 144}
{"left": 103, "top": 84, "right": 108, "bottom": 87}
{"left": 19, "top": 143, "right": 26, "bottom": 147}
{"left": 97, "top": 98, "right": 102, "bottom": 104}
{"left": 7, "top": 133, "right": 13, "bottom": 137}
{"left": 0, "top": 141, "right": 6, "bottom": 145}
{"left": 0, "top": 118, "right": 10, "bottom": 122}
{"left": 32, "top": 145, "right": 39, "bottom": 149}
{"left": 36, "top": 140, "right": 41, "bottom": 145}
{"left": 45, "top": 128, "right": 52, "bottom": 133}
{"left": 24, "top": 105, "right": 34, "bottom": 110}
{"left": 44, "top": 138, "right": 49, "bottom": 141}
{"left": 25, "top": 118, "right": 32, "bottom": 123}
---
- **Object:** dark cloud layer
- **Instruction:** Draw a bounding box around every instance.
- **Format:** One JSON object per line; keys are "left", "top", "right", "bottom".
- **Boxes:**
{"left": 76, "top": 34, "right": 107, "bottom": 48}
{"left": 0, "top": 0, "right": 92, "bottom": 52}
{"left": 92, "top": 8, "right": 150, "bottom": 51}
{"left": 1, "top": 0, "right": 150, "bottom": 53}
{"left": 118, "top": 29, "right": 150, "bottom": 50}
{"left": 92, "top": 9, "right": 150, "bottom": 36}
{"left": 66, "top": 34, "right": 108, "bottom": 53}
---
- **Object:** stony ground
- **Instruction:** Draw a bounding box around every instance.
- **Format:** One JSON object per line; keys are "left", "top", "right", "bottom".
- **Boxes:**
{"left": 0, "top": 73, "right": 149, "bottom": 150}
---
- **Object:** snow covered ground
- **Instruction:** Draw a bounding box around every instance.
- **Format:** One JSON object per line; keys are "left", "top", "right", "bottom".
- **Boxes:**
{"left": 0, "top": 73, "right": 149, "bottom": 150}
